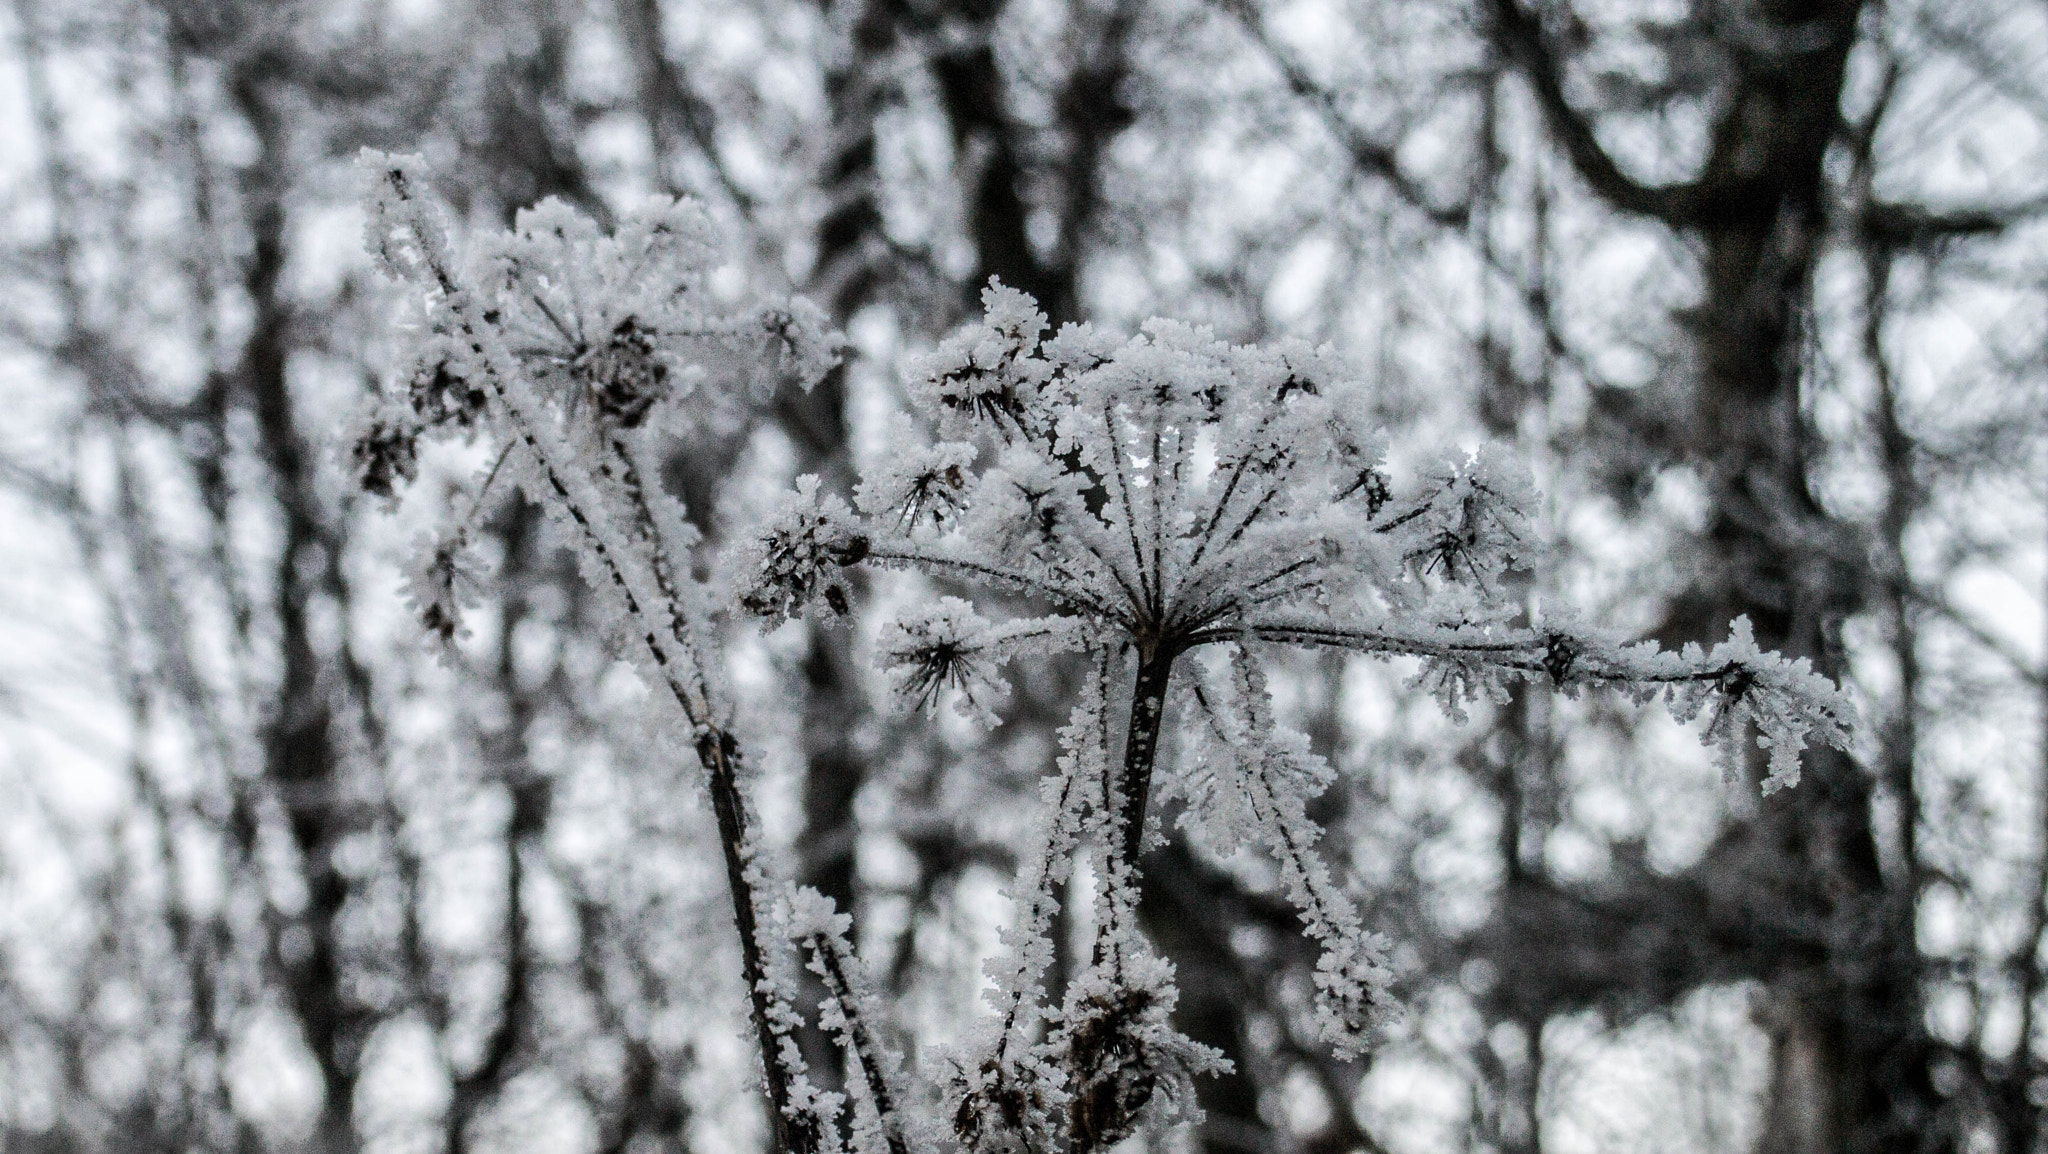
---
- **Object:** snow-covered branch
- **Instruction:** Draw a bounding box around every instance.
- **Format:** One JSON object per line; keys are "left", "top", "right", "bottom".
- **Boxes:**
{"left": 1238, "top": 613, "right": 1849, "bottom": 793}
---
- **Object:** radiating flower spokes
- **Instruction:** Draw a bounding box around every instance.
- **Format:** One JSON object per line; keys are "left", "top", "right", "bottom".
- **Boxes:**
{"left": 476, "top": 196, "right": 835, "bottom": 434}
{"left": 737, "top": 279, "right": 1855, "bottom": 1149}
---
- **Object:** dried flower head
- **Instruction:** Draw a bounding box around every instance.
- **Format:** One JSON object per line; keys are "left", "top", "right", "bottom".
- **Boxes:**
{"left": 881, "top": 598, "right": 1007, "bottom": 722}
{"left": 735, "top": 476, "right": 867, "bottom": 624}
{"left": 857, "top": 437, "right": 979, "bottom": 537}
{"left": 402, "top": 526, "right": 481, "bottom": 653}
{"left": 350, "top": 406, "right": 421, "bottom": 500}
{"left": 575, "top": 316, "right": 670, "bottom": 428}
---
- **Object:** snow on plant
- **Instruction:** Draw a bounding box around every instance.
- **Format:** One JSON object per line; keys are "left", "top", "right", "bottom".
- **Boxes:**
{"left": 738, "top": 281, "right": 1855, "bottom": 1148}
{"left": 353, "top": 153, "right": 855, "bottom": 1154}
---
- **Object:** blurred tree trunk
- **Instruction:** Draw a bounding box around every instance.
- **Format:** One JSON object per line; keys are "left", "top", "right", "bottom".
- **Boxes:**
{"left": 1482, "top": 1, "right": 1943, "bottom": 1150}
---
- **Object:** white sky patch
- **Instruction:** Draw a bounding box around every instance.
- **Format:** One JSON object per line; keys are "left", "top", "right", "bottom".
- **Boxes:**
{"left": 1266, "top": 233, "right": 1335, "bottom": 322}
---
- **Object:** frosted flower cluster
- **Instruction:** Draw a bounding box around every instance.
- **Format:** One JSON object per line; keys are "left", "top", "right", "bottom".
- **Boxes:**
{"left": 738, "top": 281, "right": 1854, "bottom": 1144}
{"left": 355, "top": 171, "right": 833, "bottom": 508}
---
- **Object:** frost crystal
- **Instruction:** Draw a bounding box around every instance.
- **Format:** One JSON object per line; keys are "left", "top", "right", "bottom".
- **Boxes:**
{"left": 735, "top": 476, "right": 867, "bottom": 623}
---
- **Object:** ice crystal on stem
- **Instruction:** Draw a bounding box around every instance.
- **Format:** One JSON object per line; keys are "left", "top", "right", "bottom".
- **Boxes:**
{"left": 787, "top": 887, "right": 919, "bottom": 1154}
{"left": 356, "top": 153, "right": 852, "bottom": 1154}
{"left": 739, "top": 280, "right": 1855, "bottom": 1145}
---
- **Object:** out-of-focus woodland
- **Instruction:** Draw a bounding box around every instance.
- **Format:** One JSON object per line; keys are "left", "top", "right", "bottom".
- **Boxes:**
{"left": 1, "top": 0, "right": 2045, "bottom": 1151}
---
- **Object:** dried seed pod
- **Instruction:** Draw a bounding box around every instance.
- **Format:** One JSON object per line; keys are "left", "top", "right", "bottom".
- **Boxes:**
{"left": 577, "top": 316, "right": 669, "bottom": 428}
{"left": 1063, "top": 987, "right": 1161, "bottom": 1150}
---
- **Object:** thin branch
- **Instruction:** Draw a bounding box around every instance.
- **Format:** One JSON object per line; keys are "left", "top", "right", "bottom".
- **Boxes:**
{"left": 1201, "top": 0, "right": 1468, "bottom": 228}
{"left": 866, "top": 542, "right": 1125, "bottom": 621}
{"left": 1910, "top": 587, "right": 2045, "bottom": 688}
{"left": 1481, "top": 0, "right": 1711, "bottom": 225}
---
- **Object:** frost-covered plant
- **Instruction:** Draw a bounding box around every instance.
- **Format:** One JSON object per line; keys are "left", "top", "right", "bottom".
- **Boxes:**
{"left": 354, "top": 154, "right": 854, "bottom": 1154}
{"left": 738, "top": 282, "right": 1855, "bottom": 1150}
{"left": 355, "top": 147, "right": 1852, "bottom": 1151}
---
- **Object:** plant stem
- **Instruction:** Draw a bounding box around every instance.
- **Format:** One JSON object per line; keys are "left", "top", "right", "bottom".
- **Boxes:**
{"left": 806, "top": 930, "right": 909, "bottom": 1154}
{"left": 697, "top": 729, "right": 822, "bottom": 1154}
{"left": 1116, "top": 645, "right": 1177, "bottom": 868}
{"left": 376, "top": 170, "right": 820, "bottom": 1153}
